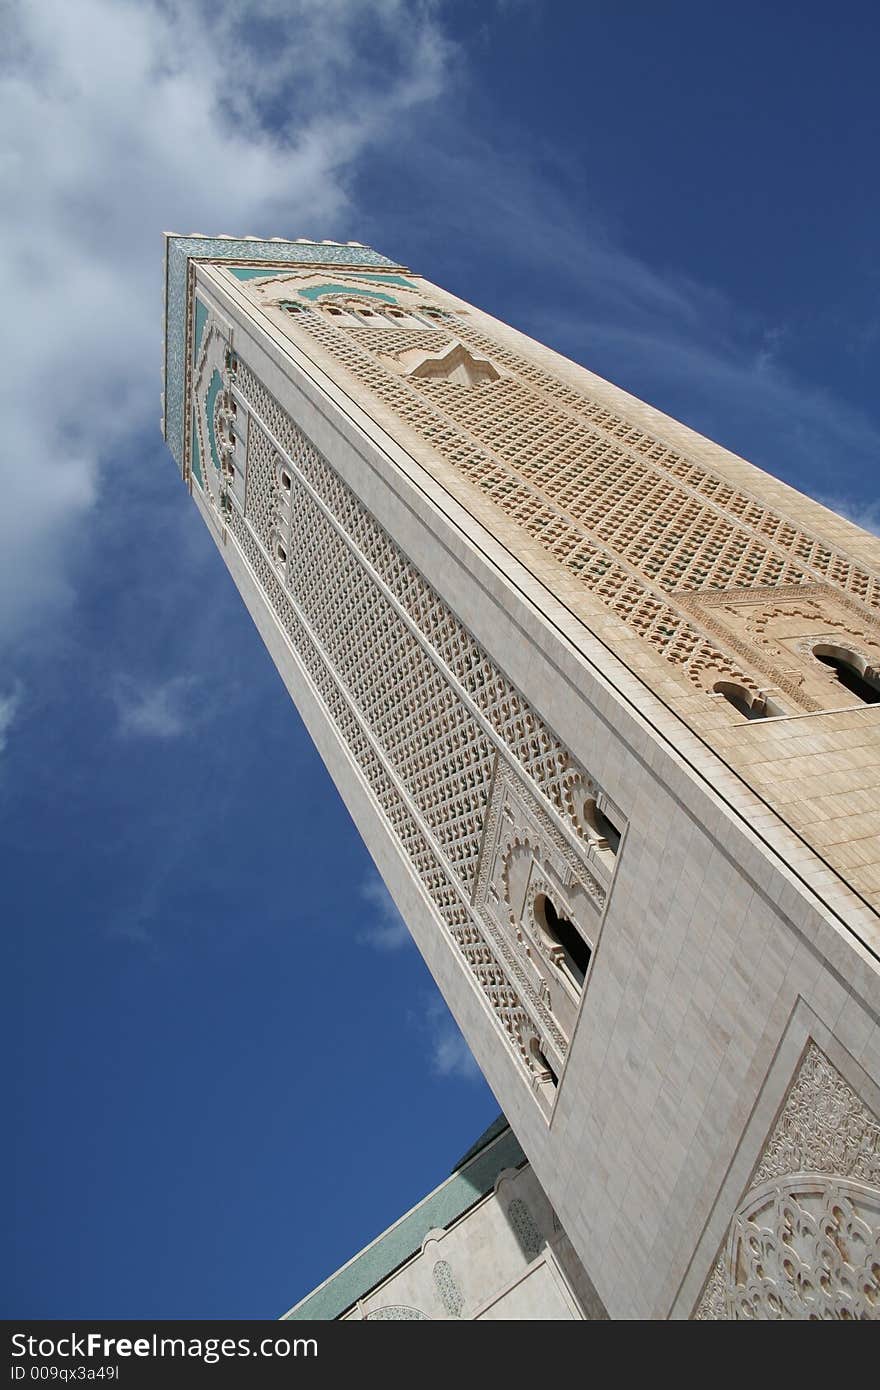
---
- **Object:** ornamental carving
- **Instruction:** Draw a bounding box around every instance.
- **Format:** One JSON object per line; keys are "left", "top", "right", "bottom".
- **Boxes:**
{"left": 209, "top": 350, "right": 618, "bottom": 1109}
{"left": 366, "top": 1305, "right": 430, "bottom": 1321}
{"left": 722, "top": 1175, "right": 880, "bottom": 1319}
{"left": 696, "top": 1043, "right": 880, "bottom": 1319}
{"left": 276, "top": 294, "right": 880, "bottom": 702}
{"left": 432, "top": 1259, "right": 465, "bottom": 1318}
{"left": 507, "top": 1199, "right": 543, "bottom": 1261}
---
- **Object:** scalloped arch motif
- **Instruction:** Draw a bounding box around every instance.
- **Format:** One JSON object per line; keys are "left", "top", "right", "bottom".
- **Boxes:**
{"left": 723, "top": 1174, "right": 880, "bottom": 1319}
{"left": 696, "top": 1044, "right": 880, "bottom": 1319}
{"left": 366, "top": 1305, "right": 430, "bottom": 1321}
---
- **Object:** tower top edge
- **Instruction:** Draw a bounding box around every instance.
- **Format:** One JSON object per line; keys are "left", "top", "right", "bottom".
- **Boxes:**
{"left": 161, "top": 234, "right": 406, "bottom": 470}
{"left": 162, "top": 231, "right": 396, "bottom": 255}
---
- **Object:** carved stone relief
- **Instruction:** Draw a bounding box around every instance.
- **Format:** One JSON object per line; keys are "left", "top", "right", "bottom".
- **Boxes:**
{"left": 432, "top": 1260, "right": 465, "bottom": 1319}
{"left": 203, "top": 348, "right": 620, "bottom": 1112}
{"left": 276, "top": 297, "right": 880, "bottom": 704}
{"left": 507, "top": 1198, "right": 544, "bottom": 1261}
{"left": 366, "top": 1305, "right": 430, "bottom": 1320}
{"left": 681, "top": 585, "right": 880, "bottom": 712}
{"left": 695, "top": 1043, "right": 880, "bottom": 1319}
{"left": 472, "top": 760, "right": 610, "bottom": 1069}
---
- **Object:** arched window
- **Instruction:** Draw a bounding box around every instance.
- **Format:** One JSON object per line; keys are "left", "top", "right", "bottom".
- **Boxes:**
{"left": 533, "top": 893, "right": 591, "bottom": 987}
{"left": 580, "top": 798, "right": 622, "bottom": 854}
{"left": 529, "top": 1037, "right": 558, "bottom": 1087}
{"left": 812, "top": 645, "right": 880, "bottom": 705}
{"left": 713, "top": 681, "right": 783, "bottom": 721}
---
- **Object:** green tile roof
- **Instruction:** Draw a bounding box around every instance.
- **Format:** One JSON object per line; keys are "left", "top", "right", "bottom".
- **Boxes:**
{"left": 281, "top": 1119, "right": 523, "bottom": 1321}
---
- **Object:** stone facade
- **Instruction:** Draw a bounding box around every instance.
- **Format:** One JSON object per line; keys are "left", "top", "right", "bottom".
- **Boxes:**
{"left": 282, "top": 1120, "right": 604, "bottom": 1321}
{"left": 162, "top": 235, "right": 880, "bottom": 1318}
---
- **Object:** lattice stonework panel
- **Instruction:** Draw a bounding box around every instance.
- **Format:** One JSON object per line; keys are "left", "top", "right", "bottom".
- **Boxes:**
{"left": 282, "top": 304, "right": 880, "bottom": 699}
{"left": 286, "top": 312, "right": 754, "bottom": 694}
{"left": 212, "top": 354, "right": 614, "bottom": 1098}
{"left": 450, "top": 321, "right": 880, "bottom": 613}
{"left": 695, "top": 1043, "right": 880, "bottom": 1319}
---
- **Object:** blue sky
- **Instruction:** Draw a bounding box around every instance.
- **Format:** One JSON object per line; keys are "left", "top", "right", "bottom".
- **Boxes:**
{"left": 3, "top": 0, "right": 879, "bottom": 1318}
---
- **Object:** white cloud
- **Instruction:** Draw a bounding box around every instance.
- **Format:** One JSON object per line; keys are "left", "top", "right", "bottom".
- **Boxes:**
{"left": 356, "top": 879, "right": 480, "bottom": 1079}
{"left": 422, "top": 995, "right": 482, "bottom": 1083}
{"left": 0, "top": 0, "right": 453, "bottom": 646}
{"left": 113, "top": 674, "right": 197, "bottom": 739}
{"left": 356, "top": 872, "right": 411, "bottom": 951}
{"left": 814, "top": 496, "right": 880, "bottom": 538}
{"left": 0, "top": 683, "right": 23, "bottom": 755}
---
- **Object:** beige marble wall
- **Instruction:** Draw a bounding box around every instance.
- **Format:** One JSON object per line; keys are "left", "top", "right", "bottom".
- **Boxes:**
{"left": 176, "top": 262, "right": 880, "bottom": 1318}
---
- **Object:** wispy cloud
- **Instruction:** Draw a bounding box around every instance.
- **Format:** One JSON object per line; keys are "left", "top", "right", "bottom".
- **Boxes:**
{"left": 421, "top": 995, "right": 482, "bottom": 1083}
{"left": 356, "top": 872, "right": 411, "bottom": 951}
{"left": 814, "top": 496, "right": 880, "bottom": 538}
{"left": 0, "top": 683, "right": 23, "bottom": 756}
{"left": 390, "top": 128, "right": 880, "bottom": 508}
{"left": 113, "top": 675, "right": 198, "bottom": 739}
{"left": 0, "top": 0, "right": 454, "bottom": 649}
{"left": 355, "top": 872, "right": 482, "bottom": 1078}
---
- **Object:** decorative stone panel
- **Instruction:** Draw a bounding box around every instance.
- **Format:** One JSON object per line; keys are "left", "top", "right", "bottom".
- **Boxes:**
{"left": 366, "top": 1305, "right": 430, "bottom": 1320}
{"left": 268, "top": 289, "right": 880, "bottom": 703}
{"left": 432, "top": 1260, "right": 465, "bottom": 1318}
{"left": 507, "top": 1199, "right": 544, "bottom": 1260}
{"left": 696, "top": 1043, "right": 880, "bottom": 1318}
{"left": 199, "top": 347, "right": 618, "bottom": 1110}
{"left": 680, "top": 584, "right": 880, "bottom": 713}
{"left": 472, "top": 759, "right": 610, "bottom": 1056}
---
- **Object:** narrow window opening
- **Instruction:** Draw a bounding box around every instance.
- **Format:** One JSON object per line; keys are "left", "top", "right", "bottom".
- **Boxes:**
{"left": 280, "top": 470, "right": 292, "bottom": 492}
{"left": 580, "top": 797, "right": 622, "bottom": 853}
{"left": 714, "top": 681, "right": 769, "bottom": 720}
{"left": 529, "top": 1037, "right": 558, "bottom": 1088}
{"left": 275, "top": 541, "right": 287, "bottom": 565}
{"left": 593, "top": 806, "right": 621, "bottom": 854}
{"left": 812, "top": 645, "right": 880, "bottom": 704}
{"left": 534, "top": 893, "right": 591, "bottom": 987}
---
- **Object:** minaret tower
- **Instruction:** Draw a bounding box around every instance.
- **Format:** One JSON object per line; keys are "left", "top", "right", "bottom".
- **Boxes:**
{"left": 162, "top": 234, "right": 880, "bottom": 1319}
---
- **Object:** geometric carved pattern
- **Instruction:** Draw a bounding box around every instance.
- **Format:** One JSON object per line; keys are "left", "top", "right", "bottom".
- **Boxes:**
{"left": 507, "top": 1198, "right": 543, "bottom": 1260}
{"left": 214, "top": 355, "right": 617, "bottom": 1096}
{"left": 432, "top": 1259, "right": 465, "bottom": 1318}
{"left": 722, "top": 1175, "right": 880, "bottom": 1319}
{"left": 289, "top": 314, "right": 754, "bottom": 695}
{"left": 366, "top": 1305, "right": 430, "bottom": 1320}
{"left": 472, "top": 760, "right": 607, "bottom": 1057}
{"left": 451, "top": 321, "right": 880, "bottom": 614}
{"left": 695, "top": 1044, "right": 880, "bottom": 1318}
{"left": 287, "top": 304, "right": 880, "bottom": 700}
